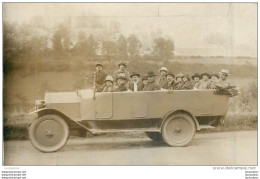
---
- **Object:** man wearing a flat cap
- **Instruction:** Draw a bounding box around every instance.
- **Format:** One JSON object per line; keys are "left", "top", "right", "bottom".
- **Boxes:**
{"left": 158, "top": 67, "right": 168, "bottom": 87}
{"left": 215, "top": 69, "right": 230, "bottom": 90}
{"left": 94, "top": 62, "right": 107, "bottom": 91}
{"left": 113, "top": 62, "right": 130, "bottom": 81}
{"left": 129, "top": 72, "right": 144, "bottom": 92}
{"left": 162, "top": 71, "right": 175, "bottom": 90}
{"left": 142, "top": 71, "right": 161, "bottom": 91}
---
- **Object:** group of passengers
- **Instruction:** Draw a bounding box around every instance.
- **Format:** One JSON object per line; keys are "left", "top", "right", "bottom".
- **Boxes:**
{"left": 94, "top": 62, "right": 231, "bottom": 92}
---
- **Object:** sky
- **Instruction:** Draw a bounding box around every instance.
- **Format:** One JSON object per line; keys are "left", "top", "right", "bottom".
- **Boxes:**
{"left": 3, "top": 3, "right": 257, "bottom": 57}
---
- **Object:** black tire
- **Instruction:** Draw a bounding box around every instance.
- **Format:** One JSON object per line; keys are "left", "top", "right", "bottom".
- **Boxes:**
{"left": 146, "top": 132, "right": 163, "bottom": 141}
{"left": 29, "top": 114, "right": 69, "bottom": 152}
{"left": 162, "top": 113, "right": 196, "bottom": 147}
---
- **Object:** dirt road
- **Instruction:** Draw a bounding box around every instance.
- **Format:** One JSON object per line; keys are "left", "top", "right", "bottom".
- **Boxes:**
{"left": 4, "top": 131, "right": 257, "bottom": 165}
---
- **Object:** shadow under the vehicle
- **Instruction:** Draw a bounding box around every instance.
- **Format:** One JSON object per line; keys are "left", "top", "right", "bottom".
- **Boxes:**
{"left": 62, "top": 138, "right": 168, "bottom": 152}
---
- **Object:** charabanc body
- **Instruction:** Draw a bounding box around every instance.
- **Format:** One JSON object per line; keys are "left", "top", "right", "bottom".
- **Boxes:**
{"left": 28, "top": 89, "right": 230, "bottom": 152}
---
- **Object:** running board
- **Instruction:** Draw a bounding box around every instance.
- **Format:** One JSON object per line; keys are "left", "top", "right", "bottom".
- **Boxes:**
{"left": 199, "top": 125, "right": 216, "bottom": 130}
{"left": 90, "top": 128, "right": 160, "bottom": 134}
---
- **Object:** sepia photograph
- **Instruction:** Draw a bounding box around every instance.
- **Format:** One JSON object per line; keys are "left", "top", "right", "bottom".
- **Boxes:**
{"left": 2, "top": 2, "right": 257, "bottom": 167}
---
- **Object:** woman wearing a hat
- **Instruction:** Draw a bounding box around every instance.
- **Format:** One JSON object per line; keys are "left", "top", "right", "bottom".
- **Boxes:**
{"left": 192, "top": 73, "right": 201, "bottom": 89}
{"left": 174, "top": 73, "right": 184, "bottom": 90}
{"left": 142, "top": 75, "right": 149, "bottom": 86}
{"left": 142, "top": 71, "right": 161, "bottom": 91}
{"left": 161, "top": 71, "right": 175, "bottom": 90}
{"left": 113, "top": 62, "right": 130, "bottom": 81}
{"left": 197, "top": 72, "right": 211, "bottom": 89}
{"left": 158, "top": 67, "right": 168, "bottom": 87}
{"left": 208, "top": 73, "right": 220, "bottom": 89}
{"left": 102, "top": 76, "right": 114, "bottom": 92}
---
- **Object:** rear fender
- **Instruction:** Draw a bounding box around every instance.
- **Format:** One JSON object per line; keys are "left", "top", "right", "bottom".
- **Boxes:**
{"left": 160, "top": 110, "right": 200, "bottom": 130}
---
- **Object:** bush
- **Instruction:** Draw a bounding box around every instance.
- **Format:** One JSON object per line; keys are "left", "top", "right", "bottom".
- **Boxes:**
{"left": 4, "top": 124, "right": 28, "bottom": 140}
{"left": 229, "top": 80, "right": 257, "bottom": 113}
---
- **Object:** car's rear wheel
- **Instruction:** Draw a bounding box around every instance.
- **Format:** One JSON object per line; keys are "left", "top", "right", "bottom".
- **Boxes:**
{"left": 146, "top": 132, "right": 163, "bottom": 141}
{"left": 29, "top": 114, "right": 69, "bottom": 152}
{"left": 162, "top": 113, "right": 196, "bottom": 147}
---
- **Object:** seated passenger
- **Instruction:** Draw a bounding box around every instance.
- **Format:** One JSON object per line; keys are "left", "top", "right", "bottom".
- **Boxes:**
{"left": 215, "top": 69, "right": 230, "bottom": 90}
{"left": 129, "top": 72, "right": 144, "bottom": 92}
{"left": 174, "top": 73, "right": 184, "bottom": 90}
{"left": 102, "top": 76, "right": 114, "bottom": 92}
{"left": 192, "top": 73, "right": 201, "bottom": 89}
{"left": 142, "top": 75, "right": 149, "bottom": 86}
{"left": 197, "top": 72, "right": 211, "bottom": 89}
{"left": 113, "top": 74, "right": 128, "bottom": 92}
{"left": 162, "top": 71, "right": 175, "bottom": 89}
{"left": 142, "top": 71, "right": 161, "bottom": 91}
{"left": 158, "top": 67, "right": 168, "bottom": 87}
{"left": 208, "top": 73, "right": 220, "bottom": 89}
{"left": 181, "top": 74, "right": 193, "bottom": 90}
{"left": 113, "top": 62, "right": 130, "bottom": 81}
{"left": 94, "top": 62, "right": 107, "bottom": 92}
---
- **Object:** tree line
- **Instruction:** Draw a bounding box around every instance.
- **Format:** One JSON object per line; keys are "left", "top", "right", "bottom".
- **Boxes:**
{"left": 3, "top": 20, "right": 175, "bottom": 76}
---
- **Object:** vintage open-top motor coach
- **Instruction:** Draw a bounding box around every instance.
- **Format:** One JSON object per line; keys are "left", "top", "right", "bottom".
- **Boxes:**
{"left": 28, "top": 89, "right": 230, "bottom": 152}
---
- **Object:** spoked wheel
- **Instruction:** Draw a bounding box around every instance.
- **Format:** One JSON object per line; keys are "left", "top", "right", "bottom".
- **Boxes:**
{"left": 146, "top": 132, "right": 163, "bottom": 141}
{"left": 162, "top": 113, "right": 196, "bottom": 147}
{"left": 29, "top": 115, "right": 69, "bottom": 152}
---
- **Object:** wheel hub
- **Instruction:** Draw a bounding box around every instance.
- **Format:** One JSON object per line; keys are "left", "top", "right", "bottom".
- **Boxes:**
{"left": 174, "top": 126, "right": 182, "bottom": 134}
{"left": 45, "top": 130, "right": 54, "bottom": 138}
{"left": 164, "top": 115, "right": 195, "bottom": 145}
{"left": 35, "top": 119, "right": 65, "bottom": 147}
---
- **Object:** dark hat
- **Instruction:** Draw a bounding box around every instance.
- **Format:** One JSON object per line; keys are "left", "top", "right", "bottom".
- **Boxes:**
{"left": 166, "top": 71, "right": 175, "bottom": 78}
{"left": 201, "top": 72, "right": 211, "bottom": 78}
{"left": 142, "top": 75, "right": 148, "bottom": 81}
{"left": 183, "top": 74, "right": 191, "bottom": 81}
{"left": 147, "top": 71, "right": 157, "bottom": 77}
{"left": 130, "top": 72, "right": 140, "bottom": 78}
{"left": 211, "top": 73, "right": 219, "bottom": 79}
{"left": 191, "top": 73, "right": 201, "bottom": 80}
{"left": 96, "top": 62, "right": 103, "bottom": 67}
{"left": 118, "top": 62, "right": 127, "bottom": 67}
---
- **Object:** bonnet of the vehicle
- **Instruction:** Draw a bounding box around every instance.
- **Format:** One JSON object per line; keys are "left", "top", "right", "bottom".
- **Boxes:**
{"left": 44, "top": 91, "right": 80, "bottom": 104}
{"left": 44, "top": 91, "right": 81, "bottom": 120}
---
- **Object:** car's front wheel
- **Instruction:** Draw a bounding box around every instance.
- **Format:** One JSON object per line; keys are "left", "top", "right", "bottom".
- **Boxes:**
{"left": 29, "top": 114, "right": 69, "bottom": 152}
